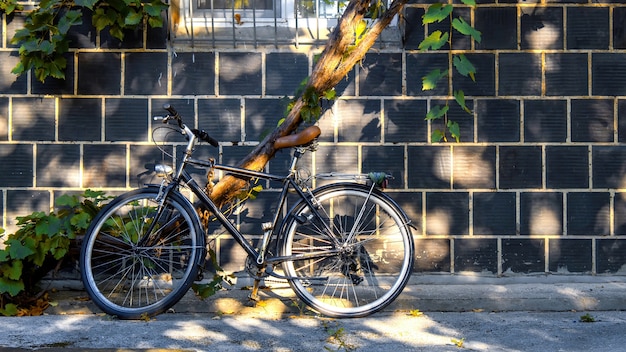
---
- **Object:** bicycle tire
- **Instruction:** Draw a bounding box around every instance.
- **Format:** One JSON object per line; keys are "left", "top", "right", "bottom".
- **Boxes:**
{"left": 280, "top": 183, "right": 414, "bottom": 318}
{"left": 79, "top": 187, "right": 205, "bottom": 319}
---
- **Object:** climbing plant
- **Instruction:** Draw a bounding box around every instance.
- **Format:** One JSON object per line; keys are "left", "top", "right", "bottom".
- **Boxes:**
{"left": 4, "top": 0, "right": 167, "bottom": 82}
{"left": 419, "top": 0, "right": 481, "bottom": 142}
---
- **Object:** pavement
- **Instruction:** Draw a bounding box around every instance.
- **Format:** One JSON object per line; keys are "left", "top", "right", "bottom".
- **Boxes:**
{"left": 3, "top": 274, "right": 626, "bottom": 351}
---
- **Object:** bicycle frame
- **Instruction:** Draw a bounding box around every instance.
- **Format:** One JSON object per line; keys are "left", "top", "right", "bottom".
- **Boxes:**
{"left": 155, "top": 124, "right": 334, "bottom": 271}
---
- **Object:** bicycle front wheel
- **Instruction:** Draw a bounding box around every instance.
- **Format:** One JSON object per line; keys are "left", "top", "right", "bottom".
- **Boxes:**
{"left": 281, "top": 183, "right": 414, "bottom": 318}
{"left": 79, "top": 187, "right": 205, "bottom": 319}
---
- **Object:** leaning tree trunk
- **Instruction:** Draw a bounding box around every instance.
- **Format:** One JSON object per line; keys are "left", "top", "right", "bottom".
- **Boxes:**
{"left": 207, "top": 0, "right": 409, "bottom": 208}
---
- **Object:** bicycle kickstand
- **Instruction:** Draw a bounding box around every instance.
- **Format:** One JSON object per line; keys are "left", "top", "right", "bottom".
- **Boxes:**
{"left": 247, "top": 267, "right": 266, "bottom": 305}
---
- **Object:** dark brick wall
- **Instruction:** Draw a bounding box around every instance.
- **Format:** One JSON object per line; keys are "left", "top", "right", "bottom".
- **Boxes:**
{"left": 2, "top": 1, "right": 626, "bottom": 275}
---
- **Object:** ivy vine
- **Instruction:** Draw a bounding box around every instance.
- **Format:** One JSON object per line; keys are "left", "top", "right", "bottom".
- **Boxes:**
{"left": 419, "top": 0, "right": 481, "bottom": 142}
{"left": 2, "top": 0, "right": 168, "bottom": 83}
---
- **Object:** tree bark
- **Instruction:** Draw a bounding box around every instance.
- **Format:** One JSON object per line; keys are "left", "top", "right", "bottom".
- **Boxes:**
{"left": 207, "top": 0, "right": 409, "bottom": 208}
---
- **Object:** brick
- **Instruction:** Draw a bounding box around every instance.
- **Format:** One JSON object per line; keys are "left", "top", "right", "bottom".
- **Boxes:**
{"left": 105, "top": 99, "right": 148, "bottom": 142}
{"left": 454, "top": 238, "right": 498, "bottom": 273}
{"left": 407, "top": 146, "right": 451, "bottom": 189}
{"left": 266, "top": 53, "right": 309, "bottom": 96}
{"left": 220, "top": 145, "right": 255, "bottom": 167}
{"left": 414, "top": 239, "right": 450, "bottom": 272}
{"left": 477, "top": 99, "right": 520, "bottom": 142}
{"left": 384, "top": 99, "right": 428, "bottom": 143}
{"left": 616, "top": 193, "right": 626, "bottom": 235}
{"left": 359, "top": 53, "right": 402, "bottom": 96}
{"left": 5, "top": 15, "right": 26, "bottom": 49}
{"left": 452, "top": 146, "right": 495, "bottom": 189}
{"left": 67, "top": 9, "right": 96, "bottom": 49}
{"left": 32, "top": 53, "right": 74, "bottom": 95}
{"left": 426, "top": 192, "right": 469, "bottom": 235}
{"left": 0, "top": 144, "right": 33, "bottom": 187}
{"left": 592, "top": 146, "right": 626, "bottom": 189}
{"left": 498, "top": 53, "right": 541, "bottom": 96}
{"left": 475, "top": 8, "right": 517, "bottom": 50}
{"left": 571, "top": 99, "right": 613, "bottom": 142}
{"left": 453, "top": 54, "right": 495, "bottom": 97}
{"left": 217, "top": 238, "right": 249, "bottom": 271}
{"left": 83, "top": 144, "right": 127, "bottom": 188}
{"left": 5, "top": 190, "right": 50, "bottom": 232}
{"left": 129, "top": 145, "right": 175, "bottom": 187}
{"left": 596, "top": 239, "right": 626, "bottom": 274}
{"left": 245, "top": 98, "right": 285, "bottom": 141}
{"left": 473, "top": 192, "right": 516, "bottom": 235}
{"left": 402, "top": 7, "right": 425, "bottom": 50}
{"left": 406, "top": 53, "right": 449, "bottom": 96}
{"left": 335, "top": 68, "right": 356, "bottom": 97}
{"left": 219, "top": 52, "right": 262, "bottom": 95}
{"left": 36, "top": 144, "right": 80, "bottom": 187}
{"left": 592, "top": 54, "right": 626, "bottom": 96}
{"left": 619, "top": 100, "right": 626, "bottom": 142}
{"left": 548, "top": 239, "right": 592, "bottom": 273}
{"left": 0, "top": 98, "right": 7, "bottom": 141}
{"left": 336, "top": 100, "right": 381, "bottom": 142}
{"left": 58, "top": 98, "right": 102, "bottom": 141}
{"left": 314, "top": 145, "right": 358, "bottom": 175}
{"left": 362, "top": 146, "right": 404, "bottom": 189}
{"left": 614, "top": 8, "right": 626, "bottom": 49}
{"left": 566, "top": 7, "right": 609, "bottom": 50}
{"left": 545, "top": 54, "right": 588, "bottom": 96}
{"left": 146, "top": 24, "right": 167, "bottom": 50}
{"left": 12, "top": 98, "right": 55, "bottom": 141}
{"left": 125, "top": 52, "right": 168, "bottom": 95}
{"left": 430, "top": 98, "right": 475, "bottom": 143}
{"left": 78, "top": 53, "right": 121, "bottom": 95}
{"left": 520, "top": 192, "right": 563, "bottom": 236}
{"left": 502, "top": 239, "right": 545, "bottom": 273}
{"left": 172, "top": 52, "right": 216, "bottom": 95}
{"left": 238, "top": 191, "right": 277, "bottom": 235}
{"left": 0, "top": 52, "right": 27, "bottom": 94}
{"left": 524, "top": 100, "right": 567, "bottom": 142}
{"left": 546, "top": 146, "right": 589, "bottom": 189}
{"left": 391, "top": 192, "right": 422, "bottom": 234}
{"left": 197, "top": 98, "right": 241, "bottom": 142}
{"left": 499, "top": 146, "right": 542, "bottom": 189}
{"left": 567, "top": 192, "right": 609, "bottom": 235}
{"left": 520, "top": 7, "right": 563, "bottom": 50}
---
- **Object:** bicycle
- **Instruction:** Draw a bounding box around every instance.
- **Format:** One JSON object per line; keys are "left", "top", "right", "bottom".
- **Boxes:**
{"left": 79, "top": 104, "right": 415, "bottom": 319}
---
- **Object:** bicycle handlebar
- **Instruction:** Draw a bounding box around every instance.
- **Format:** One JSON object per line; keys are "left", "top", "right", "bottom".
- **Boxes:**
{"left": 155, "top": 104, "right": 219, "bottom": 148}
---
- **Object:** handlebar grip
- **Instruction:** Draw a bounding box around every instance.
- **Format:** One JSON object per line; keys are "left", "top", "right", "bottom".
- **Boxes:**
{"left": 163, "top": 103, "right": 178, "bottom": 116}
{"left": 192, "top": 129, "right": 219, "bottom": 148}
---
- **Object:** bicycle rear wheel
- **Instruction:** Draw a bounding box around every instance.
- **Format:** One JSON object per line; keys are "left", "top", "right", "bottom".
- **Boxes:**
{"left": 79, "top": 187, "right": 205, "bottom": 319}
{"left": 281, "top": 183, "right": 414, "bottom": 318}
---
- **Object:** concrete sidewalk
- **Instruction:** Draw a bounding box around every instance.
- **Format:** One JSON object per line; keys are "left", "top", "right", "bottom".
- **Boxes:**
{"left": 43, "top": 274, "right": 626, "bottom": 316}
{"left": 2, "top": 274, "right": 626, "bottom": 352}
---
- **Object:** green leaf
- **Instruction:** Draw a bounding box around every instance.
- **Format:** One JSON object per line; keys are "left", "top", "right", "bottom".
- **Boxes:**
{"left": 452, "top": 17, "right": 482, "bottom": 43}
{"left": 6, "top": 239, "right": 35, "bottom": 260}
{"left": 0, "top": 303, "right": 19, "bottom": 316}
{"left": 147, "top": 16, "right": 163, "bottom": 28}
{"left": 418, "top": 31, "right": 449, "bottom": 52}
{"left": 431, "top": 129, "right": 445, "bottom": 143}
{"left": 0, "top": 277, "right": 24, "bottom": 296}
{"left": 453, "top": 54, "right": 477, "bottom": 81}
{"left": 125, "top": 9, "right": 143, "bottom": 26}
{"left": 70, "top": 212, "right": 92, "bottom": 231}
{"left": 454, "top": 90, "right": 471, "bottom": 113}
{"left": 2, "top": 260, "right": 23, "bottom": 280}
{"left": 447, "top": 120, "right": 461, "bottom": 142}
{"left": 323, "top": 89, "right": 336, "bottom": 100}
{"left": 422, "top": 68, "right": 448, "bottom": 91}
{"left": 460, "top": 0, "right": 476, "bottom": 5}
{"left": 425, "top": 105, "right": 449, "bottom": 120}
{"left": 0, "top": 249, "right": 8, "bottom": 262}
{"left": 423, "top": 3, "right": 453, "bottom": 24}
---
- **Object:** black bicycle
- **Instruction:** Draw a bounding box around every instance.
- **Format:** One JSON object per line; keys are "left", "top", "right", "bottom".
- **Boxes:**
{"left": 79, "top": 104, "right": 414, "bottom": 319}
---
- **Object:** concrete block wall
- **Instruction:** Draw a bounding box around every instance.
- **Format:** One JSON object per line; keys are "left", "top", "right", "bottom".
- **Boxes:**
{"left": 2, "top": 0, "right": 626, "bottom": 275}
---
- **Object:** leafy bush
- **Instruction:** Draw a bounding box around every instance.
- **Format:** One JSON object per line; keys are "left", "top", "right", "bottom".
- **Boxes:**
{"left": 0, "top": 190, "right": 111, "bottom": 316}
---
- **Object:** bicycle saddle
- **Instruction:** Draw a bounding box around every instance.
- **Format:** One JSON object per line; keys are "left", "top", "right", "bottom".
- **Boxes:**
{"left": 274, "top": 126, "right": 321, "bottom": 150}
